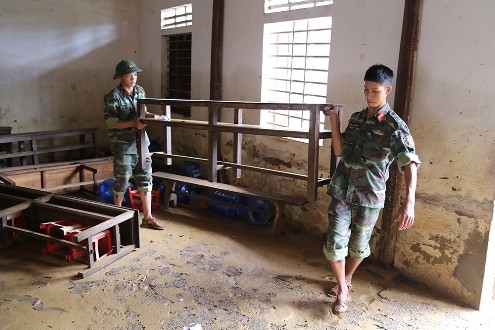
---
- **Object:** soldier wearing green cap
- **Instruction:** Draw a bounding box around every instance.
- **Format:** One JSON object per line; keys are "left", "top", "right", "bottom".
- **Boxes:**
{"left": 103, "top": 59, "right": 165, "bottom": 230}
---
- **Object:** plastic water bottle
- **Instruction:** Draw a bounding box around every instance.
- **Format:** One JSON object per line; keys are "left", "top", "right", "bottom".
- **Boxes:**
{"left": 207, "top": 191, "right": 245, "bottom": 219}
{"left": 181, "top": 161, "right": 202, "bottom": 179}
{"left": 246, "top": 198, "right": 274, "bottom": 225}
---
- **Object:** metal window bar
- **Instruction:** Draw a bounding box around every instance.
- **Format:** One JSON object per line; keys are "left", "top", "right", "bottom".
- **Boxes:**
{"left": 265, "top": 20, "right": 329, "bottom": 132}
{"left": 161, "top": 4, "right": 192, "bottom": 30}
{"left": 265, "top": 0, "right": 333, "bottom": 13}
{"left": 167, "top": 34, "right": 192, "bottom": 116}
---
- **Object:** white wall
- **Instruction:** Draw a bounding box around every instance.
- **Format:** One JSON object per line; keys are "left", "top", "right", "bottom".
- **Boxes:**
{"left": 138, "top": 0, "right": 213, "bottom": 103}
{"left": 395, "top": 0, "right": 495, "bottom": 310}
{"left": 0, "top": 0, "right": 139, "bottom": 148}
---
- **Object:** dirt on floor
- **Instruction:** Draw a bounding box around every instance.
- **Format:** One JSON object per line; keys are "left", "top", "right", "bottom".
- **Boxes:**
{"left": 0, "top": 205, "right": 494, "bottom": 330}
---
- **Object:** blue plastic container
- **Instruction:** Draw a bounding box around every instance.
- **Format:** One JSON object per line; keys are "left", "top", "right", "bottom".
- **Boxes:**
{"left": 97, "top": 178, "right": 133, "bottom": 206}
{"left": 175, "top": 183, "right": 196, "bottom": 204}
{"left": 180, "top": 161, "right": 202, "bottom": 178}
{"left": 245, "top": 198, "right": 275, "bottom": 225}
{"left": 207, "top": 190, "right": 246, "bottom": 219}
{"left": 97, "top": 178, "right": 116, "bottom": 204}
{"left": 180, "top": 161, "right": 203, "bottom": 194}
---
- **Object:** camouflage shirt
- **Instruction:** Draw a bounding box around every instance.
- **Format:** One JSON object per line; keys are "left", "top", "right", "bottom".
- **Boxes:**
{"left": 327, "top": 103, "right": 421, "bottom": 208}
{"left": 104, "top": 84, "right": 149, "bottom": 155}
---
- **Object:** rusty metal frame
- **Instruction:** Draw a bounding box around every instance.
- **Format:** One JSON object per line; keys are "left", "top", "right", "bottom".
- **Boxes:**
{"left": 138, "top": 99, "right": 341, "bottom": 202}
{"left": 0, "top": 184, "right": 140, "bottom": 278}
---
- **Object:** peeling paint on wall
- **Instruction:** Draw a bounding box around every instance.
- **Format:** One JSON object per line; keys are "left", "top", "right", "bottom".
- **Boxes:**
{"left": 453, "top": 224, "right": 487, "bottom": 297}
{"left": 416, "top": 192, "right": 493, "bottom": 220}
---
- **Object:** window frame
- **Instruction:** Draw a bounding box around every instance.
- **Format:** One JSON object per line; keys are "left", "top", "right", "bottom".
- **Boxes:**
{"left": 265, "top": 0, "right": 333, "bottom": 14}
{"left": 161, "top": 4, "right": 193, "bottom": 30}
{"left": 260, "top": 16, "right": 332, "bottom": 144}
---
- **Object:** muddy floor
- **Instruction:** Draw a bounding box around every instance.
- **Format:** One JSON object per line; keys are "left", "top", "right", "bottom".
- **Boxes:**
{"left": 1, "top": 206, "right": 494, "bottom": 330}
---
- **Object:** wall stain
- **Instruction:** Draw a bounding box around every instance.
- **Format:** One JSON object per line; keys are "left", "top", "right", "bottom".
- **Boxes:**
{"left": 0, "top": 106, "right": 11, "bottom": 120}
{"left": 262, "top": 156, "right": 292, "bottom": 168}
{"left": 453, "top": 223, "right": 487, "bottom": 296}
{"left": 416, "top": 192, "right": 493, "bottom": 220}
{"left": 410, "top": 237, "right": 454, "bottom": 265}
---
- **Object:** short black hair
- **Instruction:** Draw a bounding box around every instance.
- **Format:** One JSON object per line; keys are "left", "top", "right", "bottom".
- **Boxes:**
{"left": 364, "top": 64, "right": 394, "bottom": 86}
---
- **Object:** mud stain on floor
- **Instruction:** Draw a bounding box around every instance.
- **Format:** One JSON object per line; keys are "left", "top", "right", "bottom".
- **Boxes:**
{"left": 0, "top": 206, "right": 494, "bottom": 330}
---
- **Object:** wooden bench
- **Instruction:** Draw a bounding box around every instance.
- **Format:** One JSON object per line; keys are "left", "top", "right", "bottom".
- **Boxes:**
{"left": 153, "top": 171, "right": 308, "bottom": 233}
{"left": 0, "top": 157, "right": 114, "bottom": 194}
{"left": 0, "top": 128, "right": 98, "bottom": 167}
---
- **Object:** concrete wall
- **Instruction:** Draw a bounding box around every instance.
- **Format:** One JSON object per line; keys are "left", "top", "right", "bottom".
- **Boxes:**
{"left": 0, "top": 0, "right": 140, "bottom": 149}
{"left": 394, "top": 0, "right": 495, "bottom": 310}
{"left": 1, "top": 0, "right": 493, "bottom": 310}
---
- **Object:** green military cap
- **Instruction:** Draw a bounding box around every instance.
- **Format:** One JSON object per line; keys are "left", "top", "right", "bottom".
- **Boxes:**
{"left": 113, "top": 60, "right": 142, "bottom": 79}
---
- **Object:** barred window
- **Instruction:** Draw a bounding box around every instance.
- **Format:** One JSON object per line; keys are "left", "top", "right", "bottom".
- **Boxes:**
{"left": 265, "top": 0, "right": 332, "bottom": 14}
{"left": 260, "top": 17, "right": 332, "bottom": 142}
{"left": 166, "top": 34, "right": 192, "bottom": 116}
{"left": 161, "top": 4, "right": 192, "bottom": 30}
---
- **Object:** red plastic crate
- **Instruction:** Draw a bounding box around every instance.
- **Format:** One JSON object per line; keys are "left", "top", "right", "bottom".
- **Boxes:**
{"left": 40, "top": 220, "right": 112, "bottom": 262}
{"left": 127, "top": 187, "right": 160, "bottom": 211}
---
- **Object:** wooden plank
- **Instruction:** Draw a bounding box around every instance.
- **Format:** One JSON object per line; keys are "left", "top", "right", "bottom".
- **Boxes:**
{"left": 112, "top": 224, "right": 121, "bottom": 254}
{"left": 0, "top": 184, "right": 53, "bottom": 200}
{"left": 0, "top": 200, "right": 32, "bottom": 218}
{"left": 141, "top": 118, "right": 332, "bottom": 139}
{"left": 31, "top": 135, "right": 39, "bottom": 164}
{"left": 41, "top": 180, "right": 99, "bottom": 192}
{"left": 0, "top": 192, "right": 32, "bottom": 203}
{"left": 4, "top": 225, "right": 86, "bottom": 250}
{"left": 233, "top": 108, "right": 242, "bottom": 179}
{"left": 152, "top": 154, "right": 319, "bottom": 181}
{"left": 138, "top": 103, "right": 147, "bottom": 169}
{"left": 0, "top": 157, "right": 112, "bottom": 175}
{"left": 217, "top": 160, "right": 308, "bottom": 180}
{"left": 24, "top": 128, "right": 97, "bottom": 138}
{"left": 210, "top": 0, "right": 224, "bottom": 101}
{"left": 153, "top": 172, "right": 307, "bottom": 206}
{"left": 307, "top": 107, "right": 320, "bottom": 201}
{"left": 208, "top": 106, "right": 219, "bottom": 182}
{"left": 0, "top": 174, "right": 15, "bottom": 185}
{"left": 163, "top": 105, "right": 172, "bottom": 166}
{"left": 378, "top": 0, "right": 423, "bottom": 266}
{"left": 78, "top": 245, "right": 135, "bottom": 278}
{"left": 36, "top": 142, "right": 96, "bottom": 154}
{"left": 31, "top": 201, "right": 112, "bottom": 223}
{"left": 73, "top": 210, "right": 135, "bottom": 242}
{"left": 0, "top": 128, "right": 98, "bottom": 166}
{"left": 0, "top": 150, "right": 35, "bottom": 161}
{"left": 139, "top": 98, "right": 343, "bottom": 111}
{"left": 48, "top": 194, "right": 128, "bottom": 217}
{"left": 0, "top": 158, "right": 113, "bottom": 193}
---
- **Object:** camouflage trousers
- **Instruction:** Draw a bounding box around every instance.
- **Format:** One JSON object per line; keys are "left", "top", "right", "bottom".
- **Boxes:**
{"left": 323, "top": 198, "right": 381, "bottom": 262}
{"left": 113, "top": 153, "right": 153, "bottom": 196}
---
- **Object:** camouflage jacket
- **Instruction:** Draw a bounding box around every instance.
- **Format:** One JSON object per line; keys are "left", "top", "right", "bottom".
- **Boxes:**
{"left": 104, "top": 84, "right": 149, "bottom": 155}
{"left": 327, "top": 103, "right": 421, "bottom": 208}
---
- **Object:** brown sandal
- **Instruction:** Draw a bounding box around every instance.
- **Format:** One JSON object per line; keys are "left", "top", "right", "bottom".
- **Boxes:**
{"left": 332, "top": 296, "right": 349, "bottom": 313}
{"left": 141, "top": 217, "right": 165, "bottom": 230}
{"left": 328, "top": 282, "right": 352, "bottom": 297}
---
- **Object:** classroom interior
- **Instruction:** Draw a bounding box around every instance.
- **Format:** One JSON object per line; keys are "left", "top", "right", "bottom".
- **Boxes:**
{"left": 1, "top": 1, "right": 494, "bottom": 329}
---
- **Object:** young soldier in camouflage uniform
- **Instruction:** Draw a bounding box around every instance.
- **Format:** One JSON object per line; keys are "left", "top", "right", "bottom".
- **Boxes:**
{"left": 322, "top": 64, "right": 421, "bottom": 313}
{"left": 104, "top": 59, "right": 165, "bottom": 230}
